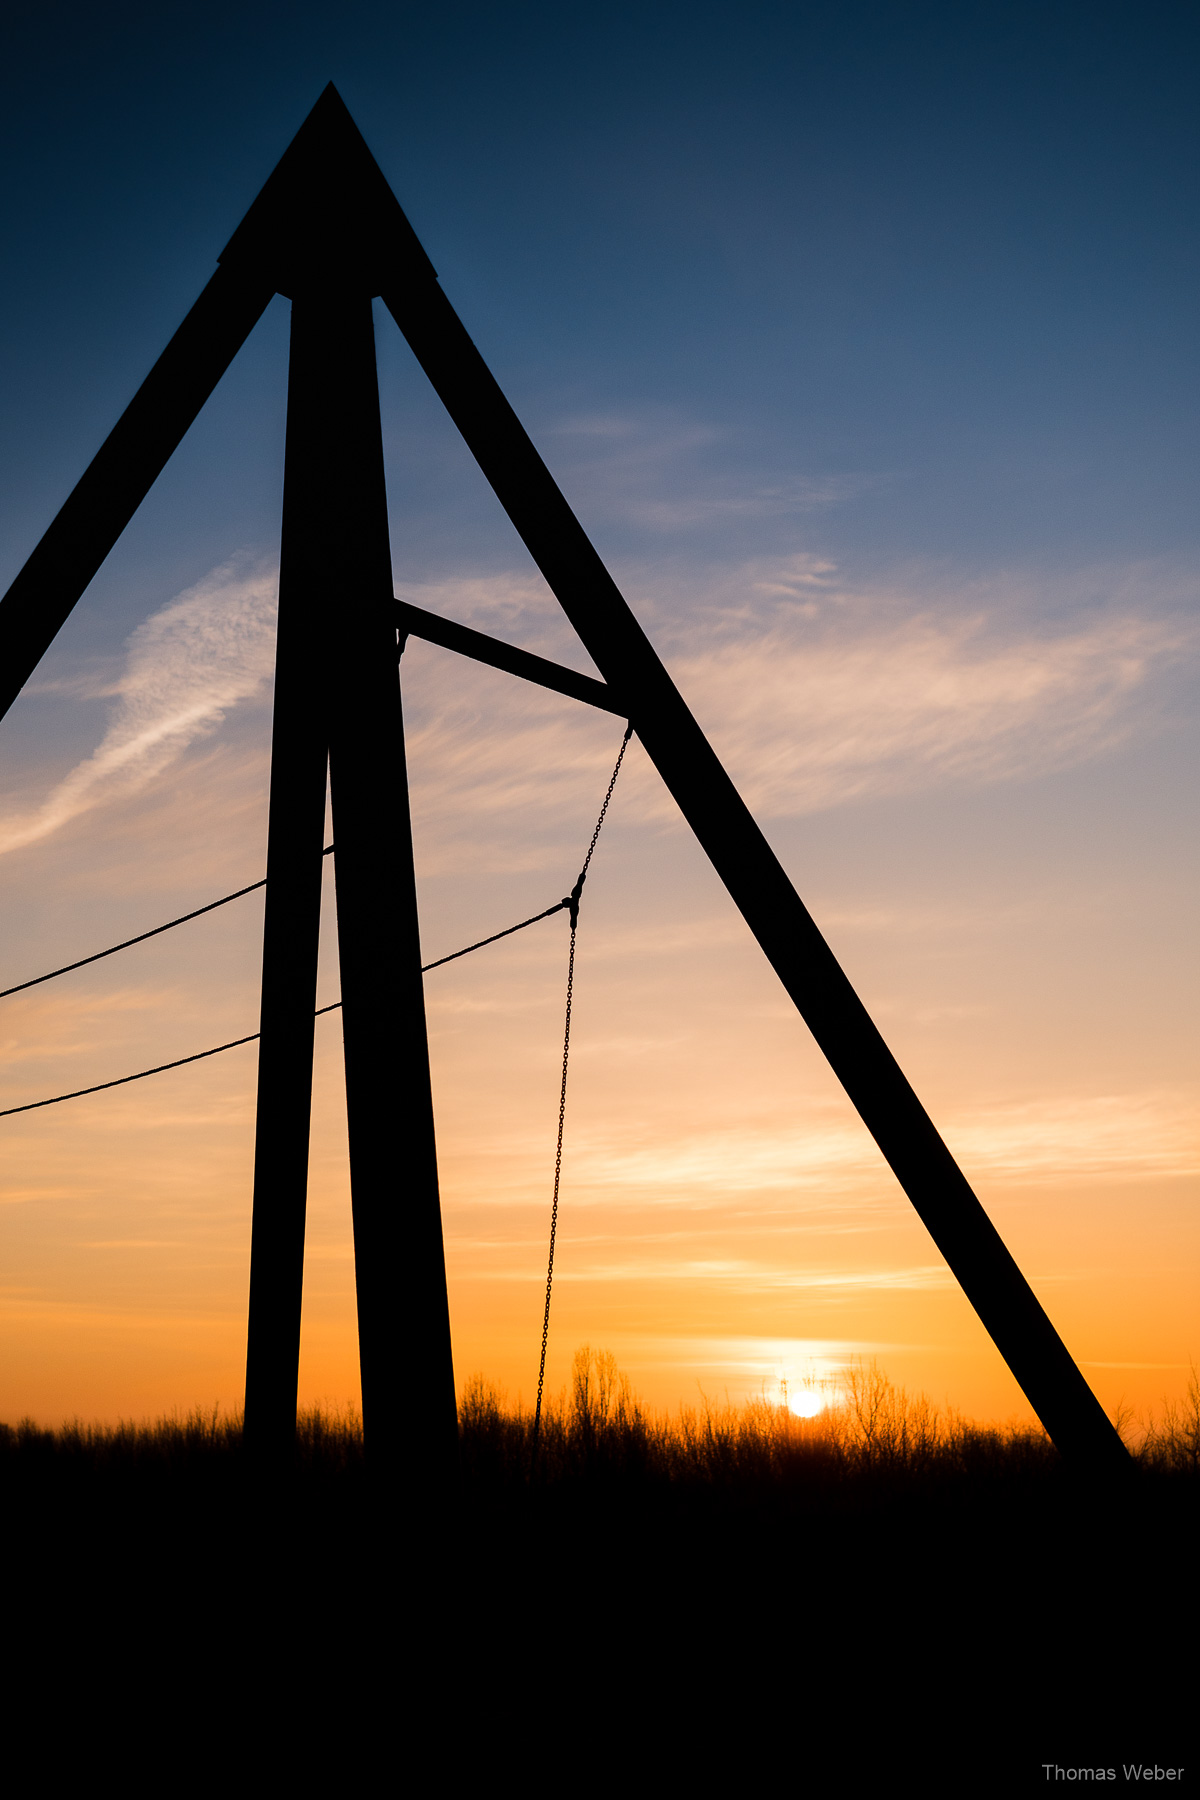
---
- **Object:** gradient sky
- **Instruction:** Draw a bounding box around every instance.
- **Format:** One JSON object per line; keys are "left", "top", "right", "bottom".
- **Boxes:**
{"left": 0, "top": 1, "right": 1195, "bottom": 1428}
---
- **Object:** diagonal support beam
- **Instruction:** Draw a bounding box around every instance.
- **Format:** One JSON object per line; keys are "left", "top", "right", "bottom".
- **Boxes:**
{"left": 0, "top": 265, "right": 274, "bottom": 724}
{"left": 396, "top": 598, "right": 626, "bottom": 715}
{"left": 384, "top": 275, "right": 1126, "bottom": 1470}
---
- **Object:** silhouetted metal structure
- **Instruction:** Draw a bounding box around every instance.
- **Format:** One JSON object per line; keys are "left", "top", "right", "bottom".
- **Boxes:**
{"left": 0, "top": 87, "right": 1128, "bottom": 1472}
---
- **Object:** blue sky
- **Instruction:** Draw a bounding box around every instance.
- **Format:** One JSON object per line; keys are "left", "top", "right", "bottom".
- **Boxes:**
{"left": 0, "top": 2, "right": 1195, "bottom": 1421}
{"left": 4, "top": 1, "right": 1198, "bottom": 586}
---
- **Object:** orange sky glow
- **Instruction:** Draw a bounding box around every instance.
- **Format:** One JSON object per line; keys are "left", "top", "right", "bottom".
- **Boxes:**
{"left": 3, "top": 27, "right": 1199, "bottom": 1443}
{"left": 0, "top": 549, "right": 1193, "bottom": 1434}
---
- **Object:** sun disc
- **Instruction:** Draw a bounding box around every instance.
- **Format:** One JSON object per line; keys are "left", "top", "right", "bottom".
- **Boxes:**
{"left": 789, "top": 1390, "right": 824, "bottom": 1418}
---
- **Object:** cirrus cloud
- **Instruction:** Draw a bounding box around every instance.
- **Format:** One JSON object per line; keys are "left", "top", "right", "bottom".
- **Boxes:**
{"left": 678, "top": 597, "right": 1188, "bottom": 816}
{"left": 0, "top": 560, "right": 278, "bottom": 856}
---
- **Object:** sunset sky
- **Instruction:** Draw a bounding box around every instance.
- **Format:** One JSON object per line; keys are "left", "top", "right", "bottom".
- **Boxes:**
{"left": 0, "top": 2, "right": 1195, "bottom": 1429}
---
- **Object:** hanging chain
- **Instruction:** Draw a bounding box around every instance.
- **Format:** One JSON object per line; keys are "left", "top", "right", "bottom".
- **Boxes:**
{"left": 532, "top": 724, "right": 633, "bottom": 1456}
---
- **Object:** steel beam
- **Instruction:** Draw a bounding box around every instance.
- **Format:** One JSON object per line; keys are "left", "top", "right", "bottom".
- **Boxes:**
{"left": 325, "top": 300, "right": 456, "bottom": 1482}
{"left": 242, "top": 292, "right": 334, "bottom": 1465}
{"left": 396, "top": 598, "right": 625, "bottom": 714}
{"left": 0, "top": 265, "right": 274, "bottom": 725}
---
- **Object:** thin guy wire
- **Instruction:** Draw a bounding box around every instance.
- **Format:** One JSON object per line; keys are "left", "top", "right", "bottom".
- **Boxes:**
{"left": 532, "top": 724, "right": 633, "bottom": 1453}
{"left": 0, "top": 899, "right": 564, "bottom": 1118}
{"left": 0, "top": 1003, "right": 345, "bottom": 1119}
{"left": 0, "top": 727, "right": 634, "bottom": 1127}
{"left": 0, "top": 845, "right": 336, "bottom": 1001}
{"left": 0, "top": 755, "right": 626, "bottom": 1125}
{"left": 420, "top": 901, "right": 567, "bottom": 972}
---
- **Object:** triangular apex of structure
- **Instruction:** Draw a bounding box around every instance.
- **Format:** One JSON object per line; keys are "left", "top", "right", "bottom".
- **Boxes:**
{"left": 219, "top": 84, "right": 436, "bottom": 298}
{"left": 0, "top": 88, "right": 1127, "bottom": 1470}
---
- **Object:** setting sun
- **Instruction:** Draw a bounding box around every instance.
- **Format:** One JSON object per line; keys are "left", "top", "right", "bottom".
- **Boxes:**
{"left": 787, "top": 1388, "right": 826, "bottom": 1419}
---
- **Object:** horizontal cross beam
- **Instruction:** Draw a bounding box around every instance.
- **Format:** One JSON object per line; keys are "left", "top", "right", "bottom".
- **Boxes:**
{"left": 396, "top": 599, "right": 627, "bottom": 716}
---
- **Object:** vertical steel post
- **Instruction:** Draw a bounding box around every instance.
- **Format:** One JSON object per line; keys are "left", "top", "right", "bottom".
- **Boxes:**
{"left": 242, "top": 293, "right": 334, "bottom": 1464}
{"left": 323, "top": 292, "right": 456, "bottom": 1482}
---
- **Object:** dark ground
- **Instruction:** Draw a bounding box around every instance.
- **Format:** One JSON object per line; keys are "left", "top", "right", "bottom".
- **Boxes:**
{"left": 2, "top": 1415, "right": 1192, "bottom": 1787}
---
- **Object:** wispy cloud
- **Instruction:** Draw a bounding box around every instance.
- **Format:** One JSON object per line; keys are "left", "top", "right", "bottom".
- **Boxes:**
{"left": 672, "top": 557, "right": 1193, "bottom": 814}
{"left": 544, "top": 1258, "right": 953, "bottom": 1289}
{"left": 628, "top": 478, "right": 869, "bottom": 531}
{"left": 545, "top": 411, "right": 877, "bottom": 530}
{"left": 563, "top": 1118, "right": 883, "bottom": 1199}
{"left": 395, "top": 553, "right": 1195, "bottom": 842}
{"left": 5, "top": 545, "right": 1186, "bottom": 861}
{"left": 0, "top": 561, "right": 277, "bottom": 856}
{"left": 943, "top": 1091, "right": 1199, "bottom": 1183}
{"left": 445, "top": 1088, "right": 1196, "bottom": 1208}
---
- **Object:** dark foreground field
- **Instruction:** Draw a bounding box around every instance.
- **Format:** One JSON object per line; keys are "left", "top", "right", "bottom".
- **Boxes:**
{"left": 4, "top": 1356, "right": 1194, "bottom": 1786}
